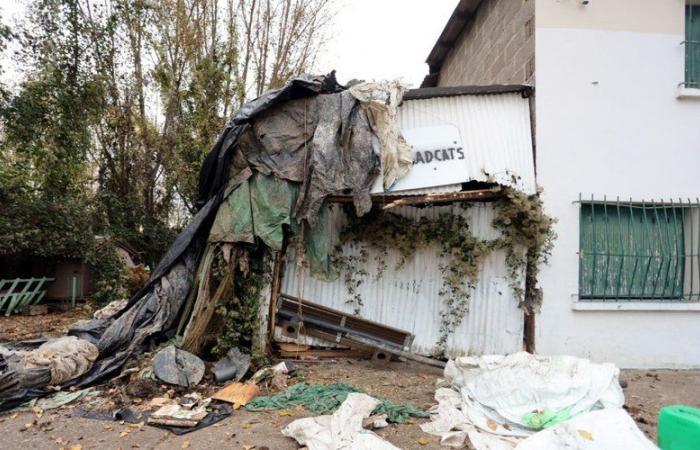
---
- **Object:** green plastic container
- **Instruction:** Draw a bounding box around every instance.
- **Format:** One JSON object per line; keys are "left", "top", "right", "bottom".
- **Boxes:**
{"left": 659, "top": 405, "right": 700, "bottom": 450}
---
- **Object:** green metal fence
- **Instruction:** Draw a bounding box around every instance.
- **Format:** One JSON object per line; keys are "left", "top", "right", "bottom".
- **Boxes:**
{"left": 578, "top": 195, "right": 700, "bottom": 302}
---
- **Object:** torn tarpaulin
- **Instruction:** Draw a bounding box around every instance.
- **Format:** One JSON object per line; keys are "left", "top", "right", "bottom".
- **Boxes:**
{"left": 0, "top": 72, "right": 411, "bottom": 410}
{"left": 349, "top": 81, "right": 413, "bottom": 190}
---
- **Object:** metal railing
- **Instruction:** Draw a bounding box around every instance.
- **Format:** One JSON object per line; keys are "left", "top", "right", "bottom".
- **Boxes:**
{"left": 684, "top": 40, "right": 700, "bottom": 88}
{"left": 577, "top": 195, "right": 700, "bottom": 302}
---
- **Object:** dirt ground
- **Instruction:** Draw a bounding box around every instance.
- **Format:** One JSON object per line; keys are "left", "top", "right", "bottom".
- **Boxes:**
{"left": 0, "top": 359, "right": 698, "bottom": 449}
{"left": 1, "top": 311, "right": 699, "bottom": 449}
{"left": 0, "top": 303, "right": 92, "bottom": 341}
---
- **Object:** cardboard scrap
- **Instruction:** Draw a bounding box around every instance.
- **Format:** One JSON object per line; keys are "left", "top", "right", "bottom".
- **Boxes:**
{"left": 212, "top": 382, "right": 261, "bottom": 409}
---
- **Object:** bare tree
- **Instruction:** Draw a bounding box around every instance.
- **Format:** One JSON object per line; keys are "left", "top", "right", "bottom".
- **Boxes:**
{"left": 235, "top": 0, "right": 333, "bottom": 102}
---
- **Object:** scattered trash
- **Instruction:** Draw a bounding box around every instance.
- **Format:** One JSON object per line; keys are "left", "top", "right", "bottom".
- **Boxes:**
{"left": 149, "top": 396, "right": 170, "bottom": 408}
{"left": 247, "top": 382, "right": 427, "bottom": 423}
{"left": 212, "top": 382, "right": 261, "bottom": 408}
{"left": 362, "top": 413, "right": 389, "bottom": 429}
{"left": 92, "top": 299, "right": 129, "bottom": 321}
{"left": 148, "top": 403, "right": 209, "bottom": 428}
{"left": 149, "top": 403, "right": 232, "bottom": 435}
{"left": 419, "top": 352, "right": 655, "bottom": 449}
{"left": 249, "top": 361, "right": 297, "bottom": 391}
{"left": 11, "top": 387, "right": 98, "bottom": 412}
{"left": 75, "top": 406, "right": 146, "bottom": 424}
{"left": 212, "top": 347, "right": 251, "bottom": 383}
{"left": 180, "top": 392, "right": 203, "bottom": 409}
{"left": 152, "top": 345, "right": 205, "bottom": 388}
{"left": 282, "top": 392, "right": 400, "bottom": 450}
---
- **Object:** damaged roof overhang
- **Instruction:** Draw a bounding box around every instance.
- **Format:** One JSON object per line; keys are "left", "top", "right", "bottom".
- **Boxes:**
{"left": 404, "top": 84, "right": 533, "bottom": 100}
{"left": 421, "top": 0, "right": 484, "bottom": 88}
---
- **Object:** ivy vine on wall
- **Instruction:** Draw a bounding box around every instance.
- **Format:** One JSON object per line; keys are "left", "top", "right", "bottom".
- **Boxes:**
{"left": 332, "top": 187, "right": 556, "bottom": 356}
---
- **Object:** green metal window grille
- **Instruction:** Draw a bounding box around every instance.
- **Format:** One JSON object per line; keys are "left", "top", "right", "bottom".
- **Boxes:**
{"left": 686, "top": 4, "right": 700, "bottom": 88}
{"left": 578, "top": 196, "right": 700, "bottom": 302}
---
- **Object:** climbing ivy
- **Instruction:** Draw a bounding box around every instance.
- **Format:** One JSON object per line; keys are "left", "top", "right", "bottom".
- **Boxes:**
{"left": 332, "top": 187, "right": 555, "bottom": 355}
{"left": 492, "top": 188, "right": 556, "bottom": 314}
{"left": 212, "top": 246, "right": 272, "bottom": 366}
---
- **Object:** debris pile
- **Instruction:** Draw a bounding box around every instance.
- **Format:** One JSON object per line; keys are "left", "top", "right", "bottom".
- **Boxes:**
{"left": 0, "top": 73, "right": 415, "bottom": 408}
{"left": 420, "top": 352, "right": 657, "bottom": 449}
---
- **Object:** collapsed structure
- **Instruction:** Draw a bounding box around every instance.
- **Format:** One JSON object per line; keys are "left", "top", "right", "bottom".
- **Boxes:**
{"left": 0, "top": 73, "right": 548, "bottom": 409}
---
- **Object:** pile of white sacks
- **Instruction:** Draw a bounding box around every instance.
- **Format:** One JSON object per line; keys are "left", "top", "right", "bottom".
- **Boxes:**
{"left": 420, "top": 352, "right": 658, "bottom": 449}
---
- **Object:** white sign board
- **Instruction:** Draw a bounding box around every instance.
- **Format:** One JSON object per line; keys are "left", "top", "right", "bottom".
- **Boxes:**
{"left": 372, "top": 125, "right": 466, "bottom": 193}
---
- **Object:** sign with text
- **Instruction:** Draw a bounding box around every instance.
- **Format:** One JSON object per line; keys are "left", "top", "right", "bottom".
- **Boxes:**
{"left": 372, "top": 124, "right": 466, "bottom": 193}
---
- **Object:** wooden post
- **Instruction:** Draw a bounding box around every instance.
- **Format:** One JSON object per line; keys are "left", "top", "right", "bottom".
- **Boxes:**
{"left": 266, "top": 251, "right": 285, "bottom": 354}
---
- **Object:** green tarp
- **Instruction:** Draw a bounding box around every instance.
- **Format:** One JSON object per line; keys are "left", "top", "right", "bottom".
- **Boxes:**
{"left": 209, "top": 180, "right": 254, "bottom": 244}
{"left": 208, "top": 173, "right": 334, "bottom": 280}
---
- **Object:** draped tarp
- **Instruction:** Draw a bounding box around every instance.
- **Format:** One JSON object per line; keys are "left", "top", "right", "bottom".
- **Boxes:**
{"left": 0, "top": 72, "right": 408, "bottom": 409}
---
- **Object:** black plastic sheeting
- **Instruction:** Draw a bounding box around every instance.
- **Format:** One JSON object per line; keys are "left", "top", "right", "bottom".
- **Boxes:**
{"left": 0, "top": 72, "right": 383, "bottom": 410}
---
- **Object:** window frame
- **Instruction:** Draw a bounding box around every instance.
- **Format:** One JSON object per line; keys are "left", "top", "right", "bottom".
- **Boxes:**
{"left": 685, "top": 2, "right": 700, "bottom": 88}
{"left": 577, "top": 196, "right": 699, "bottom": 303}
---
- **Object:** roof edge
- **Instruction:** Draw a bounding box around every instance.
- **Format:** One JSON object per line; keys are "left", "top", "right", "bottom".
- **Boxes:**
{"left": 404, "top": 84, "right": 534, "bottom": 100}
{"left": 422, "top": 0, "right": 484, "bottom": 87}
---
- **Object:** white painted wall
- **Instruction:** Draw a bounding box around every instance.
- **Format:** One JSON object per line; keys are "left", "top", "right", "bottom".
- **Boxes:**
{"left": 535, "top": 4, "right": 700, "bottom": 367}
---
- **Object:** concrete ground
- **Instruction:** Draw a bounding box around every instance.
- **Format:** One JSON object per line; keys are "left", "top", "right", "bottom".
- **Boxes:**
{"left": 1, "top": 360, "right": 698, "bottom": 449}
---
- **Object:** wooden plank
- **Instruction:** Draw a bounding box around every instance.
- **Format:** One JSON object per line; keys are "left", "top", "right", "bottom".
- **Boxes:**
{"left": 302, "top": 325, "right": 445, "bottom": 368}
{"left": 380, "top": 188, "right": 502, "bottom": 210}
{"left": 267, "top": 251, "right": 285, "bottom": 353}
{"left": 279, "top": 348, "right": 372, "bottom": 359}
{"left": 326, "top": 188, "right": 502, "bottom": 207}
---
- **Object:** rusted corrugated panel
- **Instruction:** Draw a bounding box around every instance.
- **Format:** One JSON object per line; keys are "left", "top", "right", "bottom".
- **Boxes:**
{"left": 280, "top": 204, "right": 524, "bottom": 357}
{"left": 396, "top": 92, "right": 535, "bottom": 194}
{"left": 373, "top": 184, "right": 463, "bottom": 197}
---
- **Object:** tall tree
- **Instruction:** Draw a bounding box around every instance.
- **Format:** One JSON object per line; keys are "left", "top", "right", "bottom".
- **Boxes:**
{"left": 1, "top": 0, "right": 334, "bottom": 266}
{"left": 0, "top": 0, "right": 102, "bottom": 258}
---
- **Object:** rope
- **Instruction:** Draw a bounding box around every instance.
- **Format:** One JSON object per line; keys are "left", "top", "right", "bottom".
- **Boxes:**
{"left": 293, "top": 98, "right": 310, "bottom": 354}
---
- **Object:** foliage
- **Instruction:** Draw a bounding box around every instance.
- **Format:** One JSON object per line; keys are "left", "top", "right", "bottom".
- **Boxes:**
{"left": 492, "top": 188, "right": 557, "bottom": 314}
{"left": 86, "top": 241, "right": 129, "bottom": 305}
{"left": 213, "top": 246, "right": 272, "bottom": 365}
{"left": 332, "top": 188, "right": 556, "bottom": 355}
{"left": 0, "top": 0, "right": 333, "bottom": 286}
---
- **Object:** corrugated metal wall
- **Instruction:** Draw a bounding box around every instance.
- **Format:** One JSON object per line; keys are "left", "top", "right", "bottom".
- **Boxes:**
{"left": 280, "top": 203, "right": 525, "bottom": 357}
{"left": 397, "top": 92, "right": 536, "bottom": 194}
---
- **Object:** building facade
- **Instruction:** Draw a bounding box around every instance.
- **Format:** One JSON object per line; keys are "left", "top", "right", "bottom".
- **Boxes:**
{"left": 425, "top": 0, "right": 700, "bottom": 368}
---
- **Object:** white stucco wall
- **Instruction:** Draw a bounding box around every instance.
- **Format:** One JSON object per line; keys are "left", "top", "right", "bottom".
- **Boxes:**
{"left": 535, "top": 1, "right": 700, "bottom": 368}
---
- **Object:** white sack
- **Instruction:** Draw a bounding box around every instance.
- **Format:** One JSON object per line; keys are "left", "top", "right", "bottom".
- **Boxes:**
{"left": 420, "top": 352, "right": 652, "bottom": 449}
{"left": 516, "top": 408, "right": 657, "bottom": 450}
{"left": 281, "top": 392, "right": 400, "bottom": 450}
{"left": 21, "top": 336, "right": 99, "bottom": 385}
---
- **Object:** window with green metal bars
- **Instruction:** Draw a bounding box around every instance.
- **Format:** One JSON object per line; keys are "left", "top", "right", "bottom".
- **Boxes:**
{"left": 686, "top": 3, "right": 700, "bottom": 88}
{"left": 578, "top": 197, "right": 700, "bottom": 302}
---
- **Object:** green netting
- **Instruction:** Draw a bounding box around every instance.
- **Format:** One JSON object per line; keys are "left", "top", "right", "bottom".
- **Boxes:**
{"left": 245, "top": 382, "right": 428, "bottom": 423}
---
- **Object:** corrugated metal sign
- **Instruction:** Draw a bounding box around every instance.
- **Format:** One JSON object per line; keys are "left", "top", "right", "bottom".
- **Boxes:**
{"left": 280, "top": 203, "right": 525, "bottom": 357}
{"left": 372, "top": 92, "right": 535, "bottom": 195}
